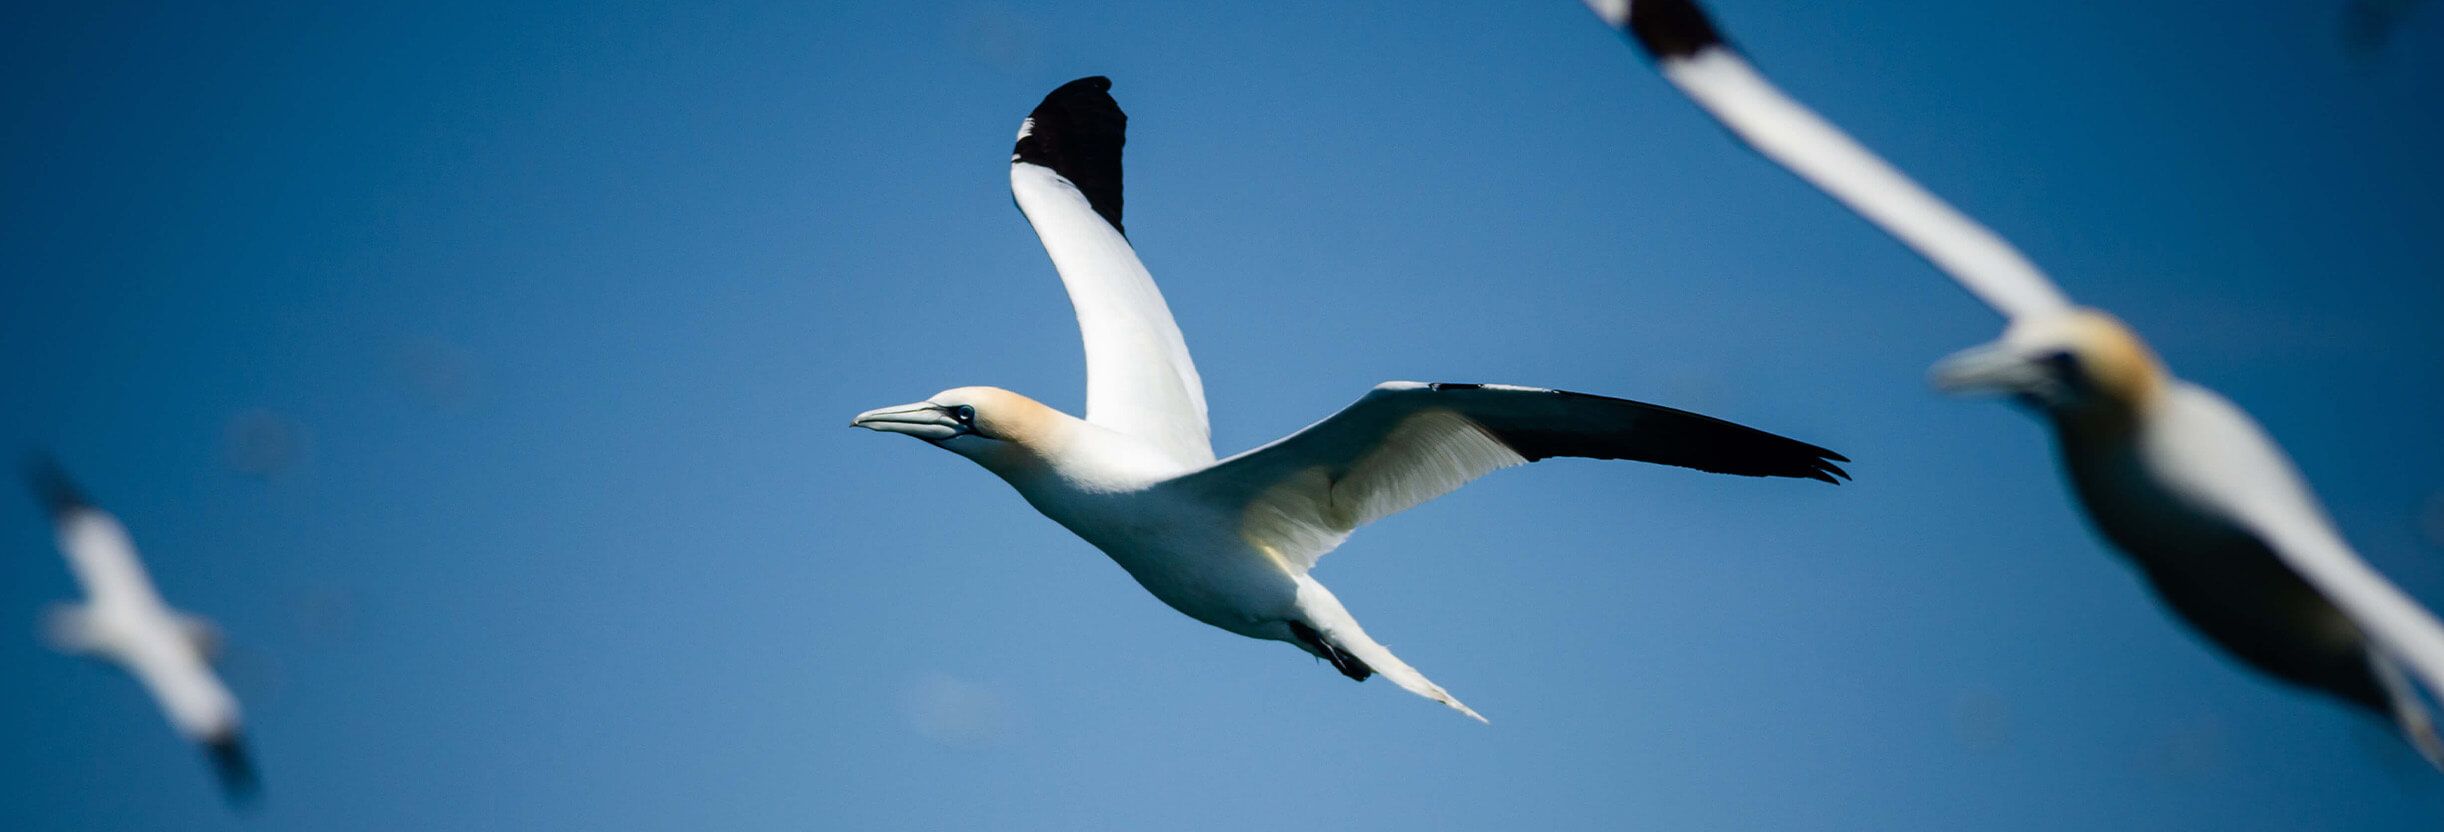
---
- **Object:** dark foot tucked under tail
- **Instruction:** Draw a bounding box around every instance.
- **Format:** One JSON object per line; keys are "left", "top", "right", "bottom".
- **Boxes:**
{"left": 1290, "top": 622, "right": 1375, "bottom": 682}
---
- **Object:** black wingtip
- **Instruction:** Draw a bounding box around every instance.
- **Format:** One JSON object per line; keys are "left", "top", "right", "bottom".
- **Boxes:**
{"left": 1629, "top": 0, "right": 1729, "bottom": 60}
{"left": 1013, "top": 75, "right": 1127, "bottom": 235}
{"left": 24, "top": 453, "right": 90, "bottom": 518}
{"left": 203, "top": 733, "right": 263, "bottom": 809}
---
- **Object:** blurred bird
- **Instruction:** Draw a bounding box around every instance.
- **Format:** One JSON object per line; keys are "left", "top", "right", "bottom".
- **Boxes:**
{"left": 27, "top": 457, "right": 260, "bottom": 803}
{"left": 854, "top": 76, "right": 1849, "bottom": 721}
{"left": 2342, "top": 0, "right": 2430, "bottom": 56}
{"left": 1582, "top": 0, "right": 2444, "bottom": 764}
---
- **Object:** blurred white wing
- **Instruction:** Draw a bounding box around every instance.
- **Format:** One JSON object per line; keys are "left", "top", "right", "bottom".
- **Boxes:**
{"left": 118, "top": 631, "right": 243, "bottom": 741}
{"left": 30, "top": 459, "right": 255, "bottom": 800}
{"left": 2165, "top": 387, "right": 2444, "bottom": 696}
{"left": 1011, "top": 77, "right": 1213, "bottom": 465}
{"left": 1583, "top": 0, "right": 2074, "bottom": 321}
{"left": 57, "top": 510, "right": 168, "bottom": 610}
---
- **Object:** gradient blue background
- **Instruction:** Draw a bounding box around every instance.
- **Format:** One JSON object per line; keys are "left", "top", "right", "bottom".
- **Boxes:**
{"left": 5, "top": 1, "right": 2442, "bottom": 828}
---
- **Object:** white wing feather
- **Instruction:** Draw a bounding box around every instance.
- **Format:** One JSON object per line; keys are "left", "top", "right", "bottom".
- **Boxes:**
{"left": 59, "top": 511, "right": 168, "bottom": 610}
{"left": 1222, "top": 406, "right": 1529, "bottom": 573}
{"left": 1655, "top": 46, "right": 2075, "bottom": 321}
{"left": 1011, "top": 162, "right": 1213, "bottom": 465}
{"left": 51, "top": 511, "right": 244, "bottom": 741}
{"left": 119, "top": 634, "right": 243, "bottom": 740}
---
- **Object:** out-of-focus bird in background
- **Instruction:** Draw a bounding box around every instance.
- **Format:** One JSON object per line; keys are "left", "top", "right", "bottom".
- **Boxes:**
{"left": 2343, "top": 0, "right": 2431, "bottom": 56}
{"left": 1579, "top": 0, "right": 2444, "bottom": 766}
{"left": 853, "top": 76, "right": 1849, "bottom": 721}
{"left": 27, "top": 457, "right": 260, "bottom": 804}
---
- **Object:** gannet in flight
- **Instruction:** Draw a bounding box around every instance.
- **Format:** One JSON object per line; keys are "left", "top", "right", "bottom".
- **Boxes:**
{"left": 854, "top": 76, "right": 1849, "bottom": 721}
{"left": 1582, "top": 0, "right": 2444, "bottom": 763}
{"left": 28, "top": 458, "right": 260, "bottom": 802}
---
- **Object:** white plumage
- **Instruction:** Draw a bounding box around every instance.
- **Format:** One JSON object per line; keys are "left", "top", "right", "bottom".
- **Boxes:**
{"left": 29, "top": 459, "right": 258, "bottom": 801}
{"left": 1587, "top": 0, "right": 2444, "bottom": 765}
{"left": 855, "top": 76, "right": 1845, "bottom": 721}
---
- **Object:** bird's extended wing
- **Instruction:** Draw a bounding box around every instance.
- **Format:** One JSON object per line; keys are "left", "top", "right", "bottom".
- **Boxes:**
{"left": 1010, "top": 76, "right": 1213, "bottom": 465}
{"left": 1581, "top": 0, "right": 2073, "bottom": 321}
{"left": 122, "top": 639, "right": 244, "bottom": 744}
{"left": 1173, "top": 382, "right": 1846, "bottom": 571}
{"left": 29, "top": 459, "right": 167, "bottom": 609}
{"left": 2166, "top": 388, "right": 2444, "bottom": 702}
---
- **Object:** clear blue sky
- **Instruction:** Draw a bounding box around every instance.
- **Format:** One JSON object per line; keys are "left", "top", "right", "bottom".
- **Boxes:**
{"left": 4, "top": 1, "right": 2442, "bottom": 828}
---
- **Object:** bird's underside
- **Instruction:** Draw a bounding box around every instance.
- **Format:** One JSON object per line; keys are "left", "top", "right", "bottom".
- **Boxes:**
{"left": 2134, "top": 541, "right": 2390, "bottom": 713}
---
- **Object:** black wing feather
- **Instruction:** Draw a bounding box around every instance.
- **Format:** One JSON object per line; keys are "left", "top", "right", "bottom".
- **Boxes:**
{"left": 24, "top": 453, "right": 91, "bottom": 519}
{"left": 1424, "top": 383, "right": 1848, "bottom": 482}
{"left": 204, "top": 732, "right": 263, "bottom": 808}
{"left": 1623, "top": 0, "right": 1731, "bottom": 59}
{"left": 1012, "top": 76, "right": 1127, "bottom": 235}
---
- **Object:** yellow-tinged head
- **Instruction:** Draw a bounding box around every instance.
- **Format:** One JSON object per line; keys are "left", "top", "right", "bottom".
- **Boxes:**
{"left": 1931, "top": 309, "right": 2167, "bottom": 430}
{"left": 851, "top": 386, "right": 1071, "bottom": 467}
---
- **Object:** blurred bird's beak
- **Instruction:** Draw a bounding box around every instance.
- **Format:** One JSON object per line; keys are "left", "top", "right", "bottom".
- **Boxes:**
{"left": 852, "top": 402, "right": 968, "bottom": 441}
{"left": 1930, "top": 341, "right": 2042, "bottom": 395}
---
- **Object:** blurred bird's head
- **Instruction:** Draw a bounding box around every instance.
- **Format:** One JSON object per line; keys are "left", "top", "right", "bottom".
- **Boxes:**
{"left": 1932, "top": 309, "right": 2166, "bottom": 428}
{"left": 852, "top": 387, "right": 1069, "bottom": 472}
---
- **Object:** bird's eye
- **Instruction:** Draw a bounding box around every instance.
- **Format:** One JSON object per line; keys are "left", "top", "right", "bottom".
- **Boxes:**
{"left": 955, "top": 405, "right": 977, "bottom": 425}
{"left": 2040, "top": 349, "right": 2082, "bottom": 376}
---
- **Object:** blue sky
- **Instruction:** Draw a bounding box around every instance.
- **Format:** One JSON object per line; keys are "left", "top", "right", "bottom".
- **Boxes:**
{"left": 3, "top": 1, "right": 2441, "bottom": 828}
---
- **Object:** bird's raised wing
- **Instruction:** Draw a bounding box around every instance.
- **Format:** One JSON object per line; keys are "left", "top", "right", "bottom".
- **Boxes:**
{"left": 1172, "top": 382, "right": 1846, "bottom": 572}
{"left": 1011, "top": 76, "right": 1213, "bottom": 465}
{"left": 1581, "top": 0, "right": 2073, "bottom": 321}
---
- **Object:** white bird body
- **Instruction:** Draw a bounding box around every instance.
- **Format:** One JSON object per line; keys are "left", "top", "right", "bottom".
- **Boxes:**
{"left": 984, "top": 426, "right": 1291, "bottom": 639}
{"left": 2068, "top": 383, "right": 2380, "bottom": 679}
{"left": 31, "top": 461, "right": 257, "bottom": 801}
{"left": 1587, "top": 0, "right": 2444, "bottom": 763}
{"left": 856, "top": 77, "right": 1846, "bottom": 721}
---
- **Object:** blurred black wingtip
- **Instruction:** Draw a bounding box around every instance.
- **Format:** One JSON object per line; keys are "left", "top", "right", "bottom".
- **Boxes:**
{"left": 24, "top": 453, "right": 91, "bottom": 518}
{"left": 203, "top": 733, "right": 263, "bottom": 810}
{"left": 1628, "top": 0, "right": 1731, "bottom": 60}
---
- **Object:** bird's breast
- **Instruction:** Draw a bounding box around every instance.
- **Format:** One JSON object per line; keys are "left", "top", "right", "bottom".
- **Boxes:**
{"left": 1026, "top": 488, "right": 1297, "bottom": 634}
{"left": 2062, "top": 438, "right": 2242, "bottom": 566}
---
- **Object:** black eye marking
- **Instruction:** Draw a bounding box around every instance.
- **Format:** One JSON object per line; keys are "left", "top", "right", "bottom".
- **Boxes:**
{"left": 954, "top": 405, "right": 977, "bottom": 425}
{"left": 2040, "top": 350, "right": 2082, "bottom": 376}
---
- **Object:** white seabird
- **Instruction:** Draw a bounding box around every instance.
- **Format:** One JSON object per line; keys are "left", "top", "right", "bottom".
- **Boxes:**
{"left": 854, "top": 76, "right": 1849, "bottom": 721}
{"left": 1582, "top": 0, "right": 2444, "bottom": 763}
{"left": 29, "top": 458, "right": 259, "bottom": 802}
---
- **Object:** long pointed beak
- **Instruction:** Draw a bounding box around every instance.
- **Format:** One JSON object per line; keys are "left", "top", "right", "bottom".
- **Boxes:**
{"left": 1930, "top": 340, "right": 2040, "bottom": 395}
{"left": 851, "top": 402, "right": 967, "bottom": 441}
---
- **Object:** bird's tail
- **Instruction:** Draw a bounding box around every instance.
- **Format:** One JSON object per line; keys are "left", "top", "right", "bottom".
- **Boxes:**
{"left": 2367, "top": 646, "right": 2444, "bottom": 771}
{"left": 1292, "top": 577, "right": 1486, "bottom": 723}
